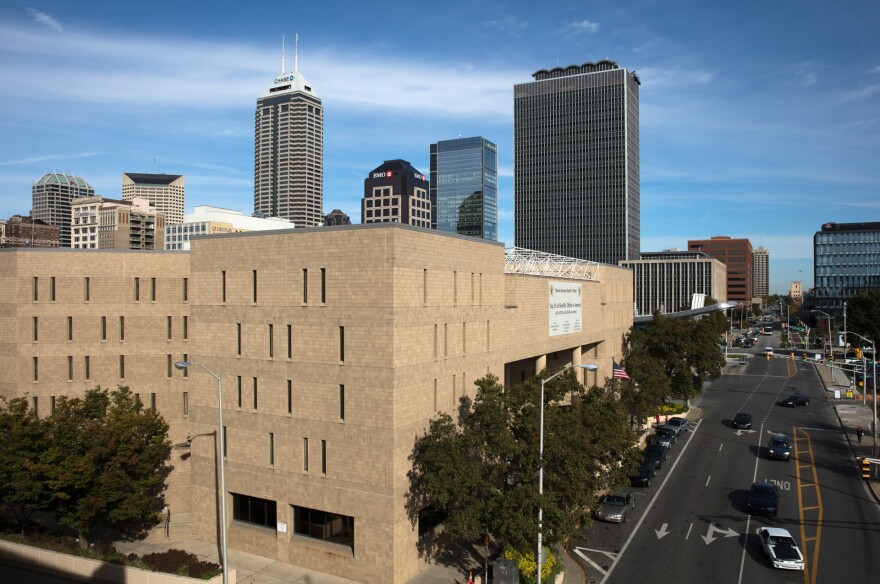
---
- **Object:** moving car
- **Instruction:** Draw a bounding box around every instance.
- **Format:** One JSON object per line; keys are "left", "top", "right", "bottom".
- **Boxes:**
{"left": 780, "top": 393, "right": 809, "bottom": 407}
{"left": 629, "top": 461, "right": 657, "bottom": 487}
{"left": 747, "top": 481, "right": 780, "bottom": 517}
{"left": 594, "top": 492, "right": 634, "bottom": 523}
{"left": 763, "top": 347, "right": 774, "bottom": 356}
{"left": 643, "top": 443, "right": 670, "bottom": 469}
{"left": 767, "top": 435, "right": 791, "bottom": 460}
{"left": 733, "top": 412, "right": 753, "bottom": 429}
{"left": 756, "top": 527, "right": 805, "bottom": 570}
{"left": 665, "top": 417, "right": 690, "bottom": 434}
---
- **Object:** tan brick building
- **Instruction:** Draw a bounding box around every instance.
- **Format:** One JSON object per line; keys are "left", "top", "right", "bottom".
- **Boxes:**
{"left": 0, "top": 225, "right": 633, "bottom": 584}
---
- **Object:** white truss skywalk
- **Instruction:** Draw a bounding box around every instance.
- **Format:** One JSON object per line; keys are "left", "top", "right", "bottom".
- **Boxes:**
{"left": 503, "top": 247, "right": 599, "bottom": 281}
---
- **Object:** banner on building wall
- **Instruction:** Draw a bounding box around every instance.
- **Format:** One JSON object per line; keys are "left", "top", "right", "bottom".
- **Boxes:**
{"left": 549, "top": 282, "right": 582, "bottom": 337}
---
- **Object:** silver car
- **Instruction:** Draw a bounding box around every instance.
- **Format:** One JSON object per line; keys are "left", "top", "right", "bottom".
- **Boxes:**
{"left": 756, "top": 527, "right": 804, "bottom": 570}
{"left": 594, "top": 492, "right": 634, "bottom": 523}
{"left": 665, "top": 417, "right": 690, "bottom": 434}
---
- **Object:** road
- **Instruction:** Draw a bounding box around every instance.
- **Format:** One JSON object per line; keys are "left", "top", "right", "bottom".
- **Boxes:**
{"left": 570, "top": 341, "right": 880, "bottom": 583}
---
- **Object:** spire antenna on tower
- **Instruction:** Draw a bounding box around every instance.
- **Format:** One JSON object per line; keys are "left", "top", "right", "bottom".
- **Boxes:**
{"left": 295, "top": 33, "right": 299, "bottom": 73}
{"left": 281, "top": 35, "right": 285, "bottom": 75}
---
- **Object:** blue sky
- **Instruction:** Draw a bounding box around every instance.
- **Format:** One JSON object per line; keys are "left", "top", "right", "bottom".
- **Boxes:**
{"left": 1, "top": 1, "right": 877, "bottom": 294}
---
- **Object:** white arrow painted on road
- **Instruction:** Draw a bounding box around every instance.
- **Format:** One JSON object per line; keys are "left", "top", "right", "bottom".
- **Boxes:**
{"left": 701, "top": 523, "right": 739, "bottom": 545}
{"left": 735, "top": 429, "right": 757, "bottom": 436}
{"left": 655, "top": 523, "right": 670, "bottom": 540}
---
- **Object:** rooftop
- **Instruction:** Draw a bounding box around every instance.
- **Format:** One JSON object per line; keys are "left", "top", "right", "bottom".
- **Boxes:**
{"left": 123, "top": 173, "right": 183, "bottom": 186}
{"left": 34, "top": 172, "right": 93, "bottom": 189}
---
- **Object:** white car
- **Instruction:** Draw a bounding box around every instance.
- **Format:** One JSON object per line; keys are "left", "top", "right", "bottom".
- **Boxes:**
{"left": 756, "top": 527, "right": 804, "bottom": 570}
{"left": 763, "top": 347, "right": 774, "bottom": 356}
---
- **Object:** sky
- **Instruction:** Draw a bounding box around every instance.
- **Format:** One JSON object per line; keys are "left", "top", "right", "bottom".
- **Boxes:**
{"left": 1, "top": 1, "right": 877, "bottom": 295}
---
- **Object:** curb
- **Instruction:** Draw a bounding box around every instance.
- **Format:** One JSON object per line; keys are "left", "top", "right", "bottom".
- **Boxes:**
{"left": 813, "top": 364, "right": 880, "bottom": 505}
{"left": 560, "top": 546, "right": 586, "bottom": 584}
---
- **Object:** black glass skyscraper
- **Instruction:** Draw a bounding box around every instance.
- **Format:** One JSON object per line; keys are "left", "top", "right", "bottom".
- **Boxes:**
{"left": 514, "top": 60, "right": 640, "bottom": 264}
{"left": 429, "top": 137, "right": 498, "bottom": 241}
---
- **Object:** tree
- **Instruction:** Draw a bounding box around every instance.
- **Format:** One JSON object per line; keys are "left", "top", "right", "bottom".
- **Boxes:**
{"left": 0, "top": 397, "right": 54, "bottom": 533}
{"left": 407, "top": 373, "right": 639, "bottom": 557}
{"left": 847, "top": 289, "right": 880, "bottom": 345}
{"left": 43, "top": 386, "right": 172, "bottom": 547}
{"left": 624, "top": 313, "right": 725, "bottom": 402}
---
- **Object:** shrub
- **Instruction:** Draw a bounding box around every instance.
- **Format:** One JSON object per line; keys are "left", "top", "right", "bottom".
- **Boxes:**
{"left": 142, "top": 548, "right": 219, "bottom": 578}
{"left": 504, "top": 547, "right": 563, "bottom": 584}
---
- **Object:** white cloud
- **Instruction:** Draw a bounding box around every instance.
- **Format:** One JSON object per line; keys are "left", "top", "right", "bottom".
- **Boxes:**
{"left": 634, "top": 66, "right": 712, "bottom": 87}
{"left": 565, "top": 20, "right": 600, "bottom": 36}
{"left": 0, "top": 151, "right": 103, "bottom": 166}
{"left": 483, "top": 16, "right": 528, "bottom": 37}
{"left": 27, "top": 8, "right": 63, "bottom": 33}
{"left": 0, "top": 24, "right": 521, "bottom": 120}
{"left": 842, "top": 83, "right": 880, "bottom": 102}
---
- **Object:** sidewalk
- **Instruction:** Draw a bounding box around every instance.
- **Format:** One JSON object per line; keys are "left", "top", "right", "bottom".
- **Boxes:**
{"left": 814, "top": 363, "right": 880, "bottom": 503}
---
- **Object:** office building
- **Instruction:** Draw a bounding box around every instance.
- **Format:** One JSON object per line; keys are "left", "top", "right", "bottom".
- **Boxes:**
{"left": 1, "top": 224, "right": 633, "bottom": 584}
{"left": 71, "top": 196, "right": 165, "bottom": 250}
{"left": 361, "top": 160, "right": 431, "bottom": 228}
{"left": 620, "top": 250, "right": 727, "bottom": 316}
{"left": 165, "top": 206, "right": 292, "bottom": 250}
{"left": 323, "top": 209, "right": 351, "bottom": 226}
{"left": 790, "top": 281, "right": 802, "bottom": 302}
{"left": 813, "top": 221, "right": 880, "bottom": 317}
{"left": 0, "top": 215, "right": 59, "bottom": 247}
{"left": 752, "top": 246, "right": 769, "bottom": 297}
{"left": 429, "top": 137, "right": 498, "bottom": 240}
{"left": 514, "top": 60, "right": 640, "bottom": 264}
{"left": 121, "top": 173, "right": 185, "bottom": 225}
{"left": 32, "top": 172, "right": 95, "bottom": 247}
{"left": 254, "top": 55, "right": 323, "bottom": 226}
{"left": 687, "top": 236, "right": 754, "bottom": 303}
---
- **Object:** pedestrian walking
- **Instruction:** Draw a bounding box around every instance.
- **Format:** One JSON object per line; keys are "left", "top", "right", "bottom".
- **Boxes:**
{"left": 655, "top": 413, "right": 661, "bottom": 427}
{"left": 857, "top": 426, "right": 864, "bottom": 443}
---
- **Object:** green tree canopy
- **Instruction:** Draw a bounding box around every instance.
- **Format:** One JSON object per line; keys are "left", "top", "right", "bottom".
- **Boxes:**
{"left": 407, "top": 373, "right": 639, "bottom": 556}
{"left": 847, "top": 289, "right": 880, "bottom": 345}
{"left": 42, "top": 386, "right": 172, "bottom": 546}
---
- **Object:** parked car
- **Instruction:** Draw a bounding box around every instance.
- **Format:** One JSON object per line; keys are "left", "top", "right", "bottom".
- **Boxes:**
{"left": 780, "top": 394, "right": 810, "bottom": 407}
{"left": 743, "top": 339, "right": 755, "bottom": 348}
{"left": 649, "top": 426, "right": 678, "bottom": 448}
{"left": 756, "top": 527, "right": 805, "bottom": 570}
{"left": 629, "top": 460, "right": 657, "bottom": 487}
{"left": 747, "top": 481, "right": 780, "bottom": 517}
{"left": 643, "top": 443, "right": 670, "bottom": 469}
{"left": 665, "top": 417, "right": 690, "bottom": 434}
{"left": 767, "top": 435, "right": 791, "bottom": 460}
{"left": 594, "top": 492, "right": 634, "bottom": 523}
{"left": 732, "top": 412, "right": 753, "bottom": 429}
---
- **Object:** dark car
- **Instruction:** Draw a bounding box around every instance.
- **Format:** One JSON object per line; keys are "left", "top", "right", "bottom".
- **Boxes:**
{"left": 643, "top": 443, "right": 670, "bottom": 469}
{"left": 733, "top": 412, "right": 753, "bottom": 429}
{"left": 629, "top": 460, "right": 657, "bottom": 487}
{"left": 767, "top": 435, "right": 792, "bottom": 460}
{"left": 747, "top": 481, "right": 780, "bottom": 517}
{"left": 781, "top": 394, "right": 809, "bottom": 407}
{"left": 649, "top": 427, "right": 677, "bottom": 448}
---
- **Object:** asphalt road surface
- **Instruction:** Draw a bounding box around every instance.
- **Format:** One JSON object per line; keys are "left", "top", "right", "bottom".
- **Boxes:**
{"left": 570, "top": 351, "right": 880, "bottom": 584}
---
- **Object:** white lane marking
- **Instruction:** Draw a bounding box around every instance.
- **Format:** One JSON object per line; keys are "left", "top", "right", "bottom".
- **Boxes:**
{"left": 701, "top": 523, "right": 739, "bottom": 545}
{"left": 575, "top": 547, "right": 617, "bottom": 559}
{"left": 574, "top": 547, "right": 610, "bottom": 575}
{"left": 598, "top": 418, "right": 702, "bottom": 584}
{"left": 655, "top": 523, "right": 670, "bottom": 539}
{"left": 705, "top": 475, "right": 711, "bottom": 487}
{"left": 685, "top": 523, "right": 694, "bottom": 540}
{"left": 718, "top": 443, "right": 724, "bottom": 452}
{"left": 737, "top": 420, "right": 765, "bottom": 584}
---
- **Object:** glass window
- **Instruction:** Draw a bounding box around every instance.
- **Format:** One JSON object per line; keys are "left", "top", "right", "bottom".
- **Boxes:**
{"left": 233, "top": 493, "right": 276, "bottom": 528}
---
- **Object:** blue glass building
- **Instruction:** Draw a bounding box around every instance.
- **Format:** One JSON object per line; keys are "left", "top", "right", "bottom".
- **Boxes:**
{"left": 814, "top": 221, "right": 880, "bottom": 317}
{"left": 429, "top": 137, "right": 498, "bottom": 241}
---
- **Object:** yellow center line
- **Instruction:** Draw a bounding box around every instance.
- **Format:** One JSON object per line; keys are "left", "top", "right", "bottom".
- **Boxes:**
{"left": 794, "top": 426, "right": 823, "bottom": 584}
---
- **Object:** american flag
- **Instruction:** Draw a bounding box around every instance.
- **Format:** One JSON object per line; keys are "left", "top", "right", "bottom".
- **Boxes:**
{"left": 612, "top": 360, "right": 631, "bottom": 380}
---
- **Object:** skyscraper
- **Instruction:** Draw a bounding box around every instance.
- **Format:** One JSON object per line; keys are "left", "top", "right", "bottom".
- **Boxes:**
{"left": 429, "top": 137, "right": 498, "bottom": 240}
{"left": 814, "top": 221, "right": 880, "bottom": 317}
{"left": 752, "top": 246, "right": 769, "bottom": 297}
{"left": 121, "top": 173, "right": 185, "bottom": 225}
{"left": 514, "top": 60, "right": 640, "bottom": 264}
{"left": 254, "top": 41, "right": 323, "bottom": 227}
{"left": 687, "top": 236, "right": 754, "bottom": 303}
{"left": 32, "top": 172, "right": 95, "bottom": 247}
{"left": 361, "top": 160, "right": 430, "bottom": 228}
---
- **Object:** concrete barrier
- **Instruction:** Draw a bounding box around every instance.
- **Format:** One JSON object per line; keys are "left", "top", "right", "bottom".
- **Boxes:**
{"left": 0, "top": 539, "right": 235, "bottom": 584}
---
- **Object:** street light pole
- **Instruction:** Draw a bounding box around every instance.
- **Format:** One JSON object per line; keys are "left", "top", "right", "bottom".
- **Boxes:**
{"left": 843, "top": 334, "right": 877, "bottom": 459}
{"left": 175, "top": 361, "right": 228, "bottom": 584}
{"left": 537, "top": 362, "right": 598, "bottom": 584}
{"left": 814, "top": 310, "right": 833, "bottom": 360}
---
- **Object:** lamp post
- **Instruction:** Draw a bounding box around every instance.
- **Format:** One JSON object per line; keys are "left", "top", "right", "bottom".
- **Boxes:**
{"left": 175, "top": 361, "right": 228, "bottom": 584}
{"left": 845, "top": 334, "right": 877, "bottom": 458}
{"left": 813, "top": 310, "right": 833, "bottom": 360}
{"left": 537, "top": 362, "right": 599, "bottom": 584}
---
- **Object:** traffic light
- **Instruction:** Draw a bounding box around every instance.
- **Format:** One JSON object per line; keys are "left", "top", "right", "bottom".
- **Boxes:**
{"left": 863, "top": 458, "right": 871, "bottom": 480}
{"left": 802, "top": 353, "right": 808, "bottom": 362}
{"left": 790, "top": 352, "right": 795, "bottom": 361}
{"left": 856, "top": 348, "right": 863, "bottom": 359}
